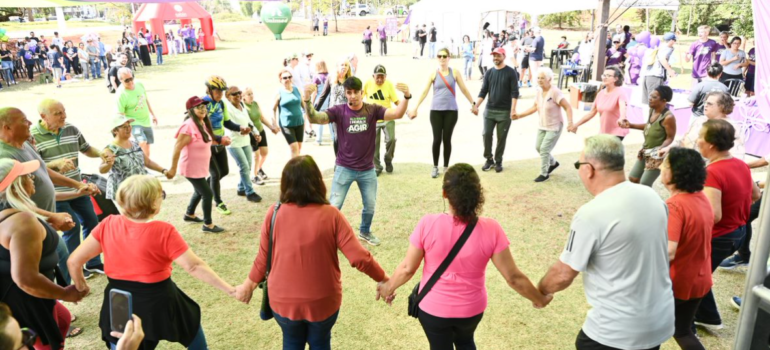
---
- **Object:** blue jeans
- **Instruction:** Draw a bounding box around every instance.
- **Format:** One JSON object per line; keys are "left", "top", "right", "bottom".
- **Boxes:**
{"left": 316, "top": 124, "right": 325, "bottom": 145}
{"left": 463, "top": 57, "right": 473, "bottom": 78}
{"left": 55, "top": 196, "right": 102, "bottom": 268}
{"left": 156, "top": 46, "right": 163, "bottom": 64}
{"left": 227, "top": 145, "right": 255, "bottom": 196}
{"left": 274, "top": 310, "right": 339, "bottom": 350}
{"left": 90, "top": 60, "right": 101, "bottom": 78}
{"left": 695, "top": 225, "right": 746, "bottom": 324}
{"left": 99, "top": 56, "right": 107, "bottom": 69}
{"left": 330, "top": 166, "right": 377, "bottom": 234}
{"left": 55, "top": 238, "right": 71, "bottom": 285}
{"left": 0, "top": 61, "right": 14, "bottom": 83}
{"left": 429, "top": 42, "right": 436, "bottom": 58}
{"left": 110, "top": 324, "right": 208, "bottom": 350}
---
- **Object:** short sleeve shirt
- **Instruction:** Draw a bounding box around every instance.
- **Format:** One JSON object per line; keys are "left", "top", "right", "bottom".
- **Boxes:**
{"left": 326, "top": 103, "right": 386, "bottom": 171}
{"left": 30, "top": 122, "right": 90, "bottom": 193}
{"left": 175, "top": 118, "right": 212, "bottom": 178}
{"left": 203, "top": 96, "right": 231, "bottom": 136}
{"left": 687, "top": 80, "right": 728, "bottom": 115}
{"left": 560, "top": 182, "right": 674, "bottom": 349}
{"left": 535, "top": 85, "right": 565, "bottom": 131}
{"left": 0, "top": 141, "right": 56, "bottom": 212}
{"left": 689, "top": 39, "right": 720, "bottom": 78}
{"left": 666, "top": 192, "right": 713, "bottom": 300}
{"left": 117, "top": 81, "right": 152, "bottom": 127}
{"left": 363, "top": 80, "right": 399, "bottom": 123}
{"left": 104, "top": 141, "right": 147, "bottom": 200}
{"left": 605, "top": 47, "right": 626, "bottom": 66}
{"left": 705, "top": 158, "right": 753, "bottom": 237}
{"left": 409, "top": 215, "right": 509, "bottom": 318}
{"left": 747, "top": 48, "right": 756, "bottom": 75}
{"left": 595, "top": 87, "right": 629, "bottom": 137}
{"left": 92, "top": 215, "right": 188, "bottom": 283}
{"left": 720, "top": 49, "right": 746, "bottom": 75}
{"left": 530, "top": 36, "right": 545, "bottom": 61}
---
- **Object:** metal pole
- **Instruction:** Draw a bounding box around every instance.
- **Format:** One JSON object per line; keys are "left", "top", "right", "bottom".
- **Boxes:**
{"left": 735, "top": 169, "right": 770, "bottom": 349}
{"left": 591, "top": 0, "right": 610, "bottom": 81}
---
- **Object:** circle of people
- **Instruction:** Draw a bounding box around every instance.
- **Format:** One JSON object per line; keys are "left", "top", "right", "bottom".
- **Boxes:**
{"left": 0, "top": 22, "right": 764, "bottom": 350}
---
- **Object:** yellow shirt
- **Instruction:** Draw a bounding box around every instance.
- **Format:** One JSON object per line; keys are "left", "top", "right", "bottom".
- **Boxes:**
{"left": 363, "top": 79, "right": 398, "bottom": 122}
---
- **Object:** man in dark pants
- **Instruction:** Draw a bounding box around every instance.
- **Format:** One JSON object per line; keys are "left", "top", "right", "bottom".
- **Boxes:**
{"left": 418, "top": 24, "right": 427, "bottom": 58}
{"left": 472, "top": 47, "right": 518, "bottom": 173}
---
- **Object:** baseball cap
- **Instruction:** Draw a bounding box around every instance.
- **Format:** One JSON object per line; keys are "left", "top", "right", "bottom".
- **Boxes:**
{"left": 373, "top": 64, "right": 387, "bottom": 75}
{"left": 110, "top": 114, "right": 135, "bottom": 130}
{"left": 287, "top": 53, "right": 299, "bottom": 61}
{"left": 663, "top": 32, "right": 677, "bottom": 41}
{"left": 491, "top": 47, "right": 506, "bottom": 57}
{"left": 303, "top": 51, "right": 313, "bottom": 57}
{"left": 185, "top": 96, "right": 209, "bottom": 110}
{"left": 612, "top": 34, "right": 624, "bottom": 43}
{"left": 0, "top": 160, "right": 40, "bottom": 192}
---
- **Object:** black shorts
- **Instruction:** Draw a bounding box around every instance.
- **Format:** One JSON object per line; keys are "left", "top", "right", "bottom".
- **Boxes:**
{"left": 314, "top": 25, "right": 319, "bottom": 31}
{"left": 745, "top": 72, "right": 755, "bottom": 92}
{"left": 281, "top": 124, "right": 304, "bottom": 144}
{"left": 521, "top": 55, "right": 530, "bottom": 69}
{"left": 250, "top": 129, "right": 268, "bottom": 151}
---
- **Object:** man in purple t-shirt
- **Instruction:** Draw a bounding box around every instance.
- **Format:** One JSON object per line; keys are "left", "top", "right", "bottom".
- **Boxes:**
{"left": 377, "top": 22, "right": 387, "bottom": 56}
{"left": 686, "top": 25, "right": 720, "bottom": 82}
{"left": 304, "top": 76, "right": 411, "bottom": 246}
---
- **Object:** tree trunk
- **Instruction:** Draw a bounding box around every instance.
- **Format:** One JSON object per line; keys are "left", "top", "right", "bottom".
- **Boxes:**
{"left": 558, "top": 15, "right": 563, "bottom": 30}
{"left": 26, "top": 8, "right": 34, "bottom": 22}
{"left": 670, "top": 10, "right": 678, "bottom": 32}
{"left": 333, "top": 0, "right": 339, "bottom": 32}
{"left": 687, "top": 1, "right": 694, "bottom": 36}
{"left": 309, "top": 0, "right": 313, "bottom": 30}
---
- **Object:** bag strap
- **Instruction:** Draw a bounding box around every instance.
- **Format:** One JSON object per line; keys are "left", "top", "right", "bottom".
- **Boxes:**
{"left": 264, "top": 202, "right": 282, "bottom": 279}
{"left": 437, "top": 69, "right": 456, "bottom": 97}
{"left": 415, "top": 219, "right": 478, "bottom": 304}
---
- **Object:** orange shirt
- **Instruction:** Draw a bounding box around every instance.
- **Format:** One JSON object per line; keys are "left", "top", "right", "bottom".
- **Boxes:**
{"left": 248, "top": 203, "right": 385, "bottom": 322}
{"left": 92, "top": 215, "right": 189, "bottom": 283}
{"left": 667, "top": 192, "right": 713, "bottom": 300}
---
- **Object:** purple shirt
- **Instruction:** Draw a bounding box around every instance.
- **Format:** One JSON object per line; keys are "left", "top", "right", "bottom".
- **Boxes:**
{"left": 748, "top": 48, "right": 756, "bottom": 75}
{"left": 689, "top": 39, "right": 720, "bottom": 79}
{"left": 715, "top": 44, "right": 728, "bottom": 60}
{"left": 363, "top": 30, "right": 373, "bottom": 41}
{"left": 326, "top": 103, "right": 386, "bottom": 171}
{"left": 606, "top": 47, "right": 627, "bottom": 66}
{"left": 377, "top": 26, "right": 386, "bottom": 39}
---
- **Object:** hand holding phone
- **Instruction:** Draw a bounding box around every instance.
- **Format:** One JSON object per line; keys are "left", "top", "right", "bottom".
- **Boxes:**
{"left": 110, "top": 289, "right": 133, "bottom": 333}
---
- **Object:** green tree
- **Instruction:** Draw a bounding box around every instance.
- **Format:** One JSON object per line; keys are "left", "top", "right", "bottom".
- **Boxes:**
{"left": 240, "top": 2, "right": 253, "bottom": 17}
{"left": 539, "top": 11, "right": 582, "bottom": 29}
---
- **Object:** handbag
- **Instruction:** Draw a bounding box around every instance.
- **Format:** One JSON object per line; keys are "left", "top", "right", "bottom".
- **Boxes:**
{"left": 258, "top": 202, "right": 282, "bottom": 321}
{"left": 407, "top": 219, "right": 477, "bottom": 318}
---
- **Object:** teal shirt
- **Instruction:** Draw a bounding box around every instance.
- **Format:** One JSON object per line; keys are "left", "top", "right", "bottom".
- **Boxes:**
{"left": 279, "top": 86, "right": 304, "bottom": 127}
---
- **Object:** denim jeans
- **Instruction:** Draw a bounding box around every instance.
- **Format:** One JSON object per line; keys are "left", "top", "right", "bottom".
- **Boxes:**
{"left": 99, "top": 56, "right": 107, "bottom": 69}
{"left": 90, "top": 59, "right": 101, "bottom": 78}
{"left": 738, "top": 197, "right": 762, "bottom": 260}
{"left": 695, "top": 225, "right": 746, "bottom": 324}
{"left": 227, "top": 145, "right": 255, "bottom": 196}
{"left": 464, "top": 57, "right": 473, "bottom": 78}
{"left": 374, "top": 121, "right": 396, "bottom": 172}
{"left": 156, "top": 46, "right": 163, "bottom": 64}
{"left": 56, "top": 195, "right": 102, "bottom": 269}
{"left": 273, "top": 310, "right": 339, "bottom": 350}
{"left": 429, "top": 42, "right": 436, "bottom": 58}
{"left": 55, "top": 238, "right": 71, "bottom": 285}
{"left": 316, "top": 124, "right": 325, "bottom": 145}
{"left": 535, "top": 126, "right": 562, "bottom": 176}
{"left": 110, "top": 324, "right": 208, "bottom": 350}
{"left": 330, "top": 166, "right": 377, "bottom": 234}
{"left": 1, "top": 61, "right": 15, "bottom": 83}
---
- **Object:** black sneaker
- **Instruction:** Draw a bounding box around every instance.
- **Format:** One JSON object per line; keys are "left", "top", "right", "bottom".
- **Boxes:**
{"left": 385, "top": 161, "right": 393, "bottom": 173}
{"left": 375, "top": 168, "right": 382, "bottom": 177}
{"left": 534, "top": 175, "right": 549, "bottom": 182}
{"left": 548, "top": 161, "right": 560, "bottom": 174}
{"left": 254, "top": 177, "right": 265, "bottom": 186}
{"left": 482, "top": 159, "right": 495, "bottom": 171}
{"left": 83, "top": 269, "right": 94, "bottom": 280}
{"left": 184, "top": 215, "right": 204, "bottom": 223}
{"left": 258, "top": 169, "right": 268, "bottom": 180}
{"left": 237, "top": 190, "right": 246, "bottom": 196}
{"left": 202, "top": 225, "right": 225, "bottom": 233}
{"left": 246, "top": 193, "right": 262, "bottom": 203}
{"left": 495, "top": 163, "right": 503, "bottom": 173}
{"left": 251, "top": 176, "right": 260, "bottom": 184}
{"left": 85, "top": 263, "right": 105, "bottom": 275}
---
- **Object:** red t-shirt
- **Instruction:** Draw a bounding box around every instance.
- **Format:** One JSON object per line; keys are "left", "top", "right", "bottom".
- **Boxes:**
{"left": 92, "top": 215, "right": 189, "bottom": 283}
{"left": 666, "top": 192, "right": 713, "bottom": 300}
{"left": 704, "top": 158, "right": 753, "bottom": 237}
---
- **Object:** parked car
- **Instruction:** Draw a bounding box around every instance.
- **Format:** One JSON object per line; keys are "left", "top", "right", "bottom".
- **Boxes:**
{"left": 348, "top": 4, "right": 370, "bottom": 16}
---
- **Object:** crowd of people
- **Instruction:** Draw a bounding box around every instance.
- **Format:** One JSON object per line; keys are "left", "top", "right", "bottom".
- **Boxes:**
{"left": 0, "top": 19, "right": 765, "bottom": 350}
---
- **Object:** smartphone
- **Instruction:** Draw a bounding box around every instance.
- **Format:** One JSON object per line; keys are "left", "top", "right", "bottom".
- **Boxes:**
{"left": 109, "top": 289, "right": 133, "bottom": 333}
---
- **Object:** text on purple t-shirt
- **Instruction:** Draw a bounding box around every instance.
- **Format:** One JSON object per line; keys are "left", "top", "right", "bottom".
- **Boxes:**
{"left": 606, "top": 47, "right": 627, "bottom": 66}
{"left": 690, "top": 39, "right": 720, "bottom": 78}
{"left": 326, "top": 103, "right": 386, "bottom": 171}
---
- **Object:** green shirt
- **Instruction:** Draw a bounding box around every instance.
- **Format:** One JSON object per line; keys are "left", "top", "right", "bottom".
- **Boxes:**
{"left": 117, "top": 81, "right": 152, "bottom": 127}
{"left": 244, "top": 101, "right": 264, "bottom": 132}
{"left": 30, "top": 121, "right": 90, "bottom": 193}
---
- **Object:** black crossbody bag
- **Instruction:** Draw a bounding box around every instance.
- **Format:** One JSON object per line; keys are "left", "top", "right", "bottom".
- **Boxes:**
{"left": 258, "top": 202, "right": 281, "bottom": 320}
{"left": 407, "top": 219, "right": 477, "bottom": 318}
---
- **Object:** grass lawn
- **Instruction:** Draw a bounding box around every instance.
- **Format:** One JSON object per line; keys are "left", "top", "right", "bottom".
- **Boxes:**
{"left": 0, "top": 22, "right": 748, "bottom": 349}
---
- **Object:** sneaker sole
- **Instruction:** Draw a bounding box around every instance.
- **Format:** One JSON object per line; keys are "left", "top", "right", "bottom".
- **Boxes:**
{"left": 358, "top": 236, "right": 381, "bottom": 246}
{"left": 730, "top": 299, "right": 741, "bottom": 311}
{"left": 694, "top": 321, "right": 724, "bottom": 331}
{"left": 84, "top": 268, "right": 105, "bottom": 274}
{"left": 718, "top": 263, "right": 748, "bottom": 271}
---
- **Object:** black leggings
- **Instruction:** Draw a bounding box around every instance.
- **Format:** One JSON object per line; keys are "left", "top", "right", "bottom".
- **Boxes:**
{"left": 185, "top": 177, "right": 213, "bottom": 225}
{"left": 576, "top": 329, "right": 660, "bottom": 350}
{"left": 418, "top": 308, "right": 483, "bottom": 350}
{"left": 209, "top": 145, "right": 229, "bottom": 204}
{"left": 430, "top": 110, "right": 458, "bottom": 167}
{"left": 674, "top": 298, "right": 706, "bottom": 350}
{"left": 26, "top": 64, "right": 34, "bottom": 80}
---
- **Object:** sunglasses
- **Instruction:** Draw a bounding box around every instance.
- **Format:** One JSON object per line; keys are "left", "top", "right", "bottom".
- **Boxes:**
{"left": 122, "top": 77, "right": 134, "bottom": 83}
{"left": 574, "top": 161, "right": 594, "bottom": 170}
{"left": 282, "top": 76, "right": 292, "bottom": 80}
{"left": 25, "top": 173, "right": 35, "bottom": 181}
{"left": 613, "top": 41, "right": 620, "bottom": 44}
{"left": 229, "top": 91, "right": 242, "bottom": 97}
{"left": 19, "top": 328, "right": 37, "bottom": 350}
{"left": 193, "top": 104, "right": 208, "bottom": 110}
{"left": 437, "top": 55, "right": 448, "bottom": 59}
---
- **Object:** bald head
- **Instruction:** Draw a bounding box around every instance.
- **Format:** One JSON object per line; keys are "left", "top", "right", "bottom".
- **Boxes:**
{"left": 0, "top": 108, "right": 31, "bottom": 147}
{"left": 0, "top": 108, "right": 23, "bottom": 127}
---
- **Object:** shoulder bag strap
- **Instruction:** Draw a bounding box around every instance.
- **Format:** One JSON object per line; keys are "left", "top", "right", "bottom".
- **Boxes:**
{"left": 437, "top": 69, "right": 456, "bottom": 97}
{"left": 264, "top": 202, "right": 282, "bottom": 279}
{"left": 415, "top": 219, "right": 478, "bottom": 304}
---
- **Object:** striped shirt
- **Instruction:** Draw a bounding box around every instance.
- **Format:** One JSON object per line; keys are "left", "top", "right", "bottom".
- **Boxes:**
{"left": 31, "top": 121, "right": 90, "bottom": 193}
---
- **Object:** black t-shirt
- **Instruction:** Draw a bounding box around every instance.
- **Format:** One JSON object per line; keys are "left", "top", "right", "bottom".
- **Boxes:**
{"left": 478, "top": 65, "right": 520, "bottom": 111}
{"left": 109, "top": 66, "right": 130, "bottom": 88}
{"left": 418, "top": 29, "right": 427, "bottom": 43}
{"left": 0, "top": 50, "right": 11, "bottom": 62}
{"left": 429, "top": 27, "right": 437, "bottom": 42}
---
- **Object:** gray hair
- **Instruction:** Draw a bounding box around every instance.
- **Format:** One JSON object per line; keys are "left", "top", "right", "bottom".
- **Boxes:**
{"left": 37, "top": 98, "right": 61, "bottom": 116}
{"left": 584, "top": 134, "right": 625, "bottom": 171}
{"left": 0, "top": 159, "right": 45, "bottom": 220}
{"left": 117, "top": 67, "right": 133, "bottom": 79}
{"left": 705, "top": 91, "right": 735, "bottom": 114}
{"left": 537, "top": 67, "right": 554, "bottom": 82}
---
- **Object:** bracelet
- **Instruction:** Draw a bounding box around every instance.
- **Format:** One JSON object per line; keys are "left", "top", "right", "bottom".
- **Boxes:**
{"left": 404, "top": 94, "right": 412, "bottom": 100}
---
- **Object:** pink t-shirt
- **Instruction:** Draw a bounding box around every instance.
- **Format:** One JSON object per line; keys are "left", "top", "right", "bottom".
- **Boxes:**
{"left": 536, "top": 85, "right": 565, "bottom": 131}
{"left": 175, "top": 118, "right": 212, "bottom": 178}
{"left": 595, "top": 87, "right": 629, "bottom": 137}
{"left": 409, "top": 214, "right": 510, "bottom": 318}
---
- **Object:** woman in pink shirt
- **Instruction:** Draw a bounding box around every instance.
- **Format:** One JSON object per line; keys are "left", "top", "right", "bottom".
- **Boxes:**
{"left": 377, "top": 164, "right": 551, "bottom": 349}
{"left": 570, "top": 66, "right": 629, "bottom": 140}
{"left": 167, "top": 96, "right": 230, "bottom": 233}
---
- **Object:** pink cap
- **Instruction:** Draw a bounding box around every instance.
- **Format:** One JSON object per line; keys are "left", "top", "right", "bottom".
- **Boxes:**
{"left": 491, "top": 47, "right": 506, "bottom": 57}
{"left": 0, "top": 160, "right": 40, "bottom": 192}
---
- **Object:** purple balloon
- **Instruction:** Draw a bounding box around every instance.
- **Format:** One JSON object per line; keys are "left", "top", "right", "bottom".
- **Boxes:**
{"left": 650, "top": 36, "right": 660, "bottom": 48}
{"left": 636, "top": 31, "right": 651, "bottom": 47}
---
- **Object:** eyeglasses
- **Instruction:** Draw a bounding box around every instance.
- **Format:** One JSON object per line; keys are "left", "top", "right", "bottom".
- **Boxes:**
{"left": 601, "top": 74, "right": 615, "bottom": 79}
{"left": 18, "top": 328, "right": 37, "bottom": 350}
{"left": 25, "top": 173, "right": 35, "bottom": 180}
{"left": 193, "top": 104, "right": 208, "bottom": 111}
{"left": 282, "top": 76, "right": 292, "bottom": 80}
{"left": 229, "top": 91, "right": 242, "bottom": 97}
{"left": 437, "top": 55, "right": 448, "bottom": 59}
{"left": 122, "top": 77, "right": 134, "bottom": 83}
{"left": 574, "top": 161, "right": 594, "bottom": 170}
